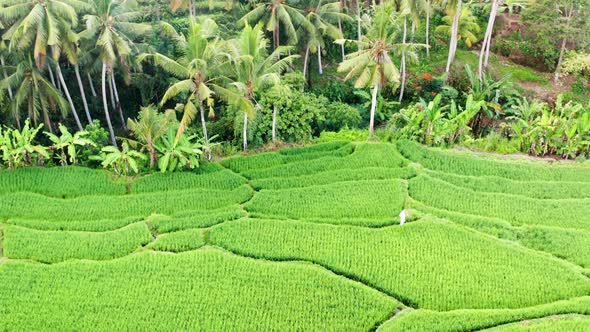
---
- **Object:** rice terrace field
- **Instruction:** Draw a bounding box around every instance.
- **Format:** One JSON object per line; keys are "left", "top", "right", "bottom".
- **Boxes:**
{"left": 1, "top": 140, "right": 590, "bottom": 331}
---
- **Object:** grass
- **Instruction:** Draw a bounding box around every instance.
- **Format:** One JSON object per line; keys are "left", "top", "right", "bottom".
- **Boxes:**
{"left": 409, "top": 174, "right": 590, "bottom": 231}
{"left": 0, "top": 249, "right": 397, "bottom": 331}
{"left": 246, "top": 180, "right": 406, "bottom": 226}
{"left": 0, "top": 186, "right": 253, "bottom": 223}
{"left": 377, "top": 297, "right": 590, "bottom": 332}
{"left": 209, "top": 218, "right": 590, "bottom": 310}
{"left": 147, "top": 229, "right": 206, "bottom": 252}
{"left": 3, "top": 223, "right": 152, "bottom": 263}
{"left": 399, "top": 140, "right": 590, "bottom": 182}
{"left": 486, "top": 315, "right": 590, "bottom": 331}
{"left": 2, "top": 140, "right": 590, "bottom": 330}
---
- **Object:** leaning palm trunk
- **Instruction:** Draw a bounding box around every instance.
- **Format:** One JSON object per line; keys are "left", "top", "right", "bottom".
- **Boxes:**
{"left": 243, "top": 112, "right": 248, "bottom": 151}
{"left": 55, "top": 64, "right": 84, "bottom": 131}
{"left": 445, "top": 0, "right": 462, "bottom": 74}
{"left": 272, "top": 104, "right": 278, "bottom": 143}
{"left": 107, "top": 74, "right": 116, "bottom": 111}
{"left": 101, "top": 64, "right": 118, "bottom": 147}
{"left": 317, "top": 45, "right": 323, "bottom": 74}
{"left": 1, "top": 56, "right": 13, "bottom": 99}
{"left": 75, "top": 64, "right": 92, "bottom": 123}
{"left": 399, "top": 17, "right": 408, "bottom": 102}
{"left": 554, "top": 6, "right": 573, "bottom": 83}
{"left": 303, "top": 46, "right": 310, "bottom": 80}
{"left": 87, "top": 73, "right": 98, "bottom": 97}
{"left": 47, "top": 63, "right": 57, "bottom": 87}
{"left": 338, "top": 17, "right": 346, "bottom": 61}
{"left": 199, "top": 102, "right": 211, "bottom": 160}
{"left": 426, "top": 0, "right": 431, "bottom": 57}
{"left": 356, "top": 0, "right": 362, "bottom": 48}
{"left": 479, "top": 0, "right": 499, "bottom": 81}
{"left": 111, "top": 75, "right": 127, "bottom": 131}
{"left": 369, "top": 84, "right": 378, "bottom": 137}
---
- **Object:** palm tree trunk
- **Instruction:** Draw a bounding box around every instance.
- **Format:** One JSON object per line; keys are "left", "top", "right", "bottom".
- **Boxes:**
{"left": 338, "top": 16, "right": 346, "bottom": 61}
{"left": 554, "top": 6, "right": 573, "bottom": 83}
{"left": 303, "top": 46, "right": 310, "bottom": 80}
{"left": 317, "top": 45, "right": 323, "bottom": 74}
{"left": 399, "top": 17, "right": 407, "bottom": 102}
{"left": 87, "top": 73, "right": 98, "bottom": 97}
{"left": 107, "top": 73, "right": 116, "bottom": 111}
{"left": 243, "top": 112, "right": 248, "bottom": 151}
{"left": 188, "top": 0, "right": 195, "bottom": 16}
{"left": 410, "top": 19, "right": 416, "bottom": 43}
{"left": 43, "top": 109, "right": 53, "bottom": 134}
{"left": 369, "top": 84, "right": 378, "bottom": 137}
{"left": 47, "top": 63, "right": 57, "bottom": 87}
{"left": 356, "top": 0, "right": 362, "bottom": 46}
{"left": 272, "top": 104, "right": 278, "bottom": 143}
{"left": 199, "top": 102, "right": 211, "bottom": 160}
{"left": 53, "top": 65, "right": 62, "bottom": 91}
{"left": 1, "top": 56, "right": 13, "bottom": 100}
{"left": 102, "top": 63, "right": 118, "bottom": 147}
{"left": 445, "top": 0, "right": 462, "bottom": 74}
{"left": 479, "top": 0, "right": 499, "bottom": 81}
{"left": 111, "top": 75, "right": 127, "bottom": 131}
{"left": 426, "top": 0, "right": 430, "bottom": 57}
{"left": 75, "top": 64, "right": 92, "bottom": 124}
{"left": 55, "top": 64, "right": 84, "bottom": 131}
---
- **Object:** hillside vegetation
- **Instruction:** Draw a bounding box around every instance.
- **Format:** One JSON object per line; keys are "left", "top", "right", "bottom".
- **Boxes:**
{"left": 1, "top": 140, "right": 589, "bottom": 331}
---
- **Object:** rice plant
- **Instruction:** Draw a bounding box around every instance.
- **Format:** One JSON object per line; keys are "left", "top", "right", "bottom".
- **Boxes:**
{"left": 209, "top": 218, "right": 590, "bottom": 310}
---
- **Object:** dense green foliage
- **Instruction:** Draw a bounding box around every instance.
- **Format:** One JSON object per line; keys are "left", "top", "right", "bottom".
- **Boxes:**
{"left": 210, "top": 218, "right": 590, "bottom": 310}
{"left": 4, "top": 223, "right": 151, "bottom": 263}
{"left": 1, "top": 141, "right": 590, "bottom": 330}
{"left": 378, "top": 297, "right": 590, "bottom": 332}
{"left": 147, "top": 229, "right": 205, "bottom": 252}
{"left": 0, "top": 249, "right": 396, "bottom": 331}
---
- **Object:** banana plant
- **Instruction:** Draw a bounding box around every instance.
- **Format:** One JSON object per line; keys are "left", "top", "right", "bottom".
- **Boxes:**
{"left": 45, "top": 124, "right": 95, "bottom": 166}
{"left": 93, "top": 142, "right": 147, "bottom": 176}
{"left": 155, "top": 128, "right": 209, "bottom": 173}
{"left": 0, "top": 120, "right": 49, "bottom": 169}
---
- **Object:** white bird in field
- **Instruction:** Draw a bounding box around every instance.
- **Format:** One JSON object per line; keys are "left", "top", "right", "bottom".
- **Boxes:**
{"left": 399, "top": 209, "right": 407, "bottom": 225}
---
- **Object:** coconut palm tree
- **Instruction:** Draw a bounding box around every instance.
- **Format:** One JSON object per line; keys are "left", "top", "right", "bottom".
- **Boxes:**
{"left": 0, "top": 0, "right": 90, "bottom": 69}
{"left": 140, "top": 18, "right": 228, "bottom": 155}
{"left": 436, "top": 7, "right": 481, "bottom": 49}
{"left": 225, "top": 23, "right": 298, "bottom": 151}
{"left": 0, "top": 0, "right": 90, "bottom": 130}
{"left": 301, "top": 0, "right": 350, "bottom": 78}
{"left": 1, "top": 57, "right": 69, "bottom": 131}
{"left": 337, "top": 3, "right": 401, "bottom": 137}
{"left": 127, "top": 105, "right": 176, "bottom": 168}
{"left": 81, "top": 0, "right": 151, "bottom": 147}
{"left": 238, "top": 0, "right": 311, "bottom": 49}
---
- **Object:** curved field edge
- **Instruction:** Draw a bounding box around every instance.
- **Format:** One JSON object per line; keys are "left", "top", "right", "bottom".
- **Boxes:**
{"left": 482, "top": 314, "right": 590, "bottom": 331}
{"left": 376, "top": 297, "right": 590, "bottom": 332}
{"left": 208, "top": 218, "right": 590, "bottom": 311}
{"left": 0, "top": 248, "right": 398, "bottom": 331}
{"left": 2, "top": 223, "right": 152, "bottom": 263}
{"left": 410, "top": 200, "right": 590, "bottom": 270}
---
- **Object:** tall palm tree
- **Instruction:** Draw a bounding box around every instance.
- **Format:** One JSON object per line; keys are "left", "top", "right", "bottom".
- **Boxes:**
{"left": 337, "top": 3, "right": 401, "bottom": 137}
{"left": 443, "top": 0, "right": 462, "bottom": 75}
{"left": 0, "top": 0, "right": 89, "bottom": 69}
{"left": 140, "top": 18, "right": 228, "bottom": 155}
{"left": 436, "top": 7, "right": 481, "bottom": 48}
{"left": 81, "top": 0, "right": 151, "bottom": 147}
{"left": 127, "top": 105, "right": 176, "bottom": 168}
{"left": 301, "top": 1, "right": 350, "bottom": 78}
{"left": 392, "top": 0, "right": 426, "bottom": 102}
{"left": 1, "top": 57, "right": 69, "bottom": 131}
{"left": 225, "top": 23, "right": 298, "bottom": 151}
{"left": 238, "top": 0, "right": 311, "bottom": 49}
{"left": 478, "top": 0, "right": 501, "bottom": 81}
{"left": 0, "top": 0, "right": 89, "bottom": 130}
